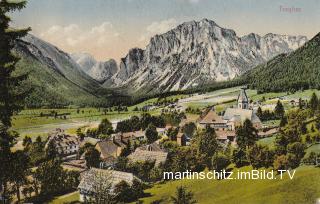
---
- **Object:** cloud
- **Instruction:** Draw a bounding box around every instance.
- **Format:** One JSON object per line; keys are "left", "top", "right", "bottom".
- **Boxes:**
{"left": 40, "top": 22, "right": 119, "bottom": 48}
{"left": 39, "top": 22, "right": 125, "bottom": 61}
{"left": 139, "top": 18, "right": 178, "bottom": 42}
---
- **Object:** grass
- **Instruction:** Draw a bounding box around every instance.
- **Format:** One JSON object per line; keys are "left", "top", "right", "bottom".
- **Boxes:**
{"left": 139, "top": 166, "right": 320, "bottom": 204}
{"left": 48, "top": 191, "right": 80, "bottom": 204}
{"left": 257, "top": 136, "right": 276, "bottom": 149}
{"left": 305, "top": 144, "right": 320, "bottom": 157}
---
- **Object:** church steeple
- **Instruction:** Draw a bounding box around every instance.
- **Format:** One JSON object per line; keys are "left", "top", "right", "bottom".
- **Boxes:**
{"left": 238, "top": 88, "right": 249, "bottom": 109}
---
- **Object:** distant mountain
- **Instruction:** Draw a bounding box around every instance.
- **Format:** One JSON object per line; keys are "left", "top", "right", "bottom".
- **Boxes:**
{"left": 15, "top": 34, "right": 123, "bottom": 107}
{"left": 240, "top": 32, "right": 320, "bottom": 93}
{"left": 71, "top": 53, "right": 118, "bottom": 83}
{"left": 106, "top": 19, "right": 307, "bottom": 95}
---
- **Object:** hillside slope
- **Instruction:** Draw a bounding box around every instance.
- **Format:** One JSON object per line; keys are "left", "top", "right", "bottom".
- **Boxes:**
{"left": 241, "top": 32, "right": 320, "bottom": 93}
{"left": 15, "top": 34, "right": 124, "bottom": 107}
{"left": 140, "top": 166, "right": 320, "bottom": 204}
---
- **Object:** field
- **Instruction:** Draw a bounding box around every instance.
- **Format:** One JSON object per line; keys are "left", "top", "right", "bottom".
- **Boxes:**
{"left": 139, "top": 166, "right": 320, "bottom": 204}
{"left": 48, "top": 191, "right": 80, "bottom": 204}
{"left": 12, "top": 87, "right": 319, "bottom": 141}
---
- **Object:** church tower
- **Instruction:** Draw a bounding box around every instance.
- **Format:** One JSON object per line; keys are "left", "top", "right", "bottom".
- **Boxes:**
{"left": 237, "top": 88, "right": 249, "bottom": 109}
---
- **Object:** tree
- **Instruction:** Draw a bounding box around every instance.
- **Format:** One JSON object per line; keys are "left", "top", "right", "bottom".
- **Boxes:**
{"left": 171, "top": 186, "right": 197, "bottom": 204}
{"left": 309, "top": 92, "right": 318, "bottom": 113}
{"left": 22, "top": 135, "right": 32, "bottom": 147}
{"left": 0, "top": 0, "right": 30, "bottom": 201}
{"left": 76, "top": 128, "right": 85, "bottom": 140}
{"left": 85, "top": 147, "right": 101, "bottom": 168}
{"left": 114, "top": 157, "right": 128, "bottom": 171}
{"left": 10, "top": 150, "right": 30, "bottom": 203}
{"left": 286, "top": 142, "right": 305, "bottom": 168}
{"left": 145, "top": 123, "right": 158, "bottom": 143}
{"left": 120, "top": 140, "right": 132, "bottom": 157}
{"left": 97, "top": 118, "right": 113, "bottom": 136}
{"left": 236, "top": 119, "right": 258, "bottom": 150}
{"left": 273, "top": 155, "right": 289, "bottom": 171}
{"left": 211, "top": 152, "right": 231, "bottom": 171}
{"left": 182, "top": 122, "right": 196, "bottom": 138}
{"left": 279, "top": 116, "right": 288, "bottom": 128}
{"left": 34, "top": 159, "right": 64, "bottom": 196}
{"left": 131, "top": 179, "right": 144, "bottom": 200}
{"left": 90, "top": 170, "right": 115, "bottom": 204}
{"left": 114, "top": 181, "right": 132, "bottom": 203}
{"left": 256, "top": 106, "right": 263, "bottom": 119}
{"left": 45, "top": 139, "right": 58, "bottom": 160}
{"left": 232, "top": 148, "right": 247, "bottom": 167}
{"left": 167, "top": 127, "right": 179, "bottom": 141}
{"left": 194, "top": 126, "right": 218, "bottom": 167}
{"left": 247, "top": 144, "right": 274, "bottom": 169}
{"left": 274, "top": 100, "right": 285, "bottom": 119}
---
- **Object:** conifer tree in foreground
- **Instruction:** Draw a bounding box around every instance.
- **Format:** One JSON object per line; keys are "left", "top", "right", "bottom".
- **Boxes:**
{"left": 0, "top": 0, "right": 30, "bottom": 202}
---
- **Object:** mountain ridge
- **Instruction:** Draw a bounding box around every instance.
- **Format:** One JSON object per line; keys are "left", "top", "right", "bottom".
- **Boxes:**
{"left": 105, "top": 18, "right": 307, "bottom": 95}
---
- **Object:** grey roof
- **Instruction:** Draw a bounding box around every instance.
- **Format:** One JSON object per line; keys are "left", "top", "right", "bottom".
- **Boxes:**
{"left": 78, "top": 168, "right": 136, "bottom": 193}
{"left": 199, "top": 109, "right": 225, "bottom": 124}
{"left": 223, "top": 108, "right": 261, "bottom": 124}
{"left": 238, "top": 88, "right": 249, "bottom": 103}
{"left": 136, "top": 142, "right": 164, "bottom": 152}
{"left": 96, "top": 141, "right": 119, "bottom": 159}
{"left": 80, "top": 137, "right": 100, "bottom": 147}
{"left": 128, "top": 149, "right": 168, "bottom": 166}
{"left": 46, "top": 129, "right": 80, "bottom": 148}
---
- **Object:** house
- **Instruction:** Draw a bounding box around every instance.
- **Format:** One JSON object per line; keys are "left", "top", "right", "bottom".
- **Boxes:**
{"left": 45, "top": 129, "right": 80, "bottom": 158}
{"left": 62, "top": 159, "right": 87, "bottom": 172}
{"left": 78, "top": 168, "right": 139, "bottom": 202}
{"left": 176, "top": 132, "right": 189, "bottom": 146}
{"left": 127, "top": 149, "right": 168, "bottom": 166}
{"left": 136, "top": 141, "right": 164, "bottom": 152}
{"left": 198, "top": 108, "right": 229, "bottom": 130}
{"left": 111, "top": 130, "right": 146, "bottom": 143}
{"left": 80, "top": 137, "right": 100, "bottom": 148}
{"left": 215, "top": 130, "right": 236, "bottom": 143}
{"left": 156, "top": 128, "right": 166, "bottom": 135}
{"left": 94, "top": 131, "right": 146, "bottom": 161}
{"left": 95, "top": 140, "right": 123, "bottom": 160}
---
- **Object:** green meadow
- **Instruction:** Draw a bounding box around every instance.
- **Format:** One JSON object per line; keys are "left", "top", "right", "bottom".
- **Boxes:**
{"left": 139, "top": 166, "right": 320, "bottom": 204}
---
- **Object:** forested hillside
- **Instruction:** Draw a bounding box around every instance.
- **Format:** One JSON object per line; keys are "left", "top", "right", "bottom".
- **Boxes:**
{"left": 241, "top": 32, "right": 320, "bottom": 93}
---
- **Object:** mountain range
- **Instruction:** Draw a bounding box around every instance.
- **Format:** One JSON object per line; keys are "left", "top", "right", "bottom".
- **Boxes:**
{"left": 14, "top": 19, "right": 310, "bottom": 106}
{"left": 70, "top": 52, "right": 117, "bottom": 83}
{"left": 104, "top": 19, "right": 307, "bottom": 95}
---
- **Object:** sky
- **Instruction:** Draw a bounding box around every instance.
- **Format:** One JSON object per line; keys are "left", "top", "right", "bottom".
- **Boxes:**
{"left": 10, "top": 0, "right": 320, "bottom": 62}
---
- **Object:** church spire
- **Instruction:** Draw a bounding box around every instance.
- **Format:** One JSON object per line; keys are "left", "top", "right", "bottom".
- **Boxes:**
{"left": 238, "top": 88, "right": 249, "bottom": 109}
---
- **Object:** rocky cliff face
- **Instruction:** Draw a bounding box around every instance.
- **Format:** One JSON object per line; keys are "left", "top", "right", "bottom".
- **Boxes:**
{"left": 106, "top": 19, "right": 307, "bottom": 94}
{"left": 71, "top": 52, "right": 118, "bottom": 83}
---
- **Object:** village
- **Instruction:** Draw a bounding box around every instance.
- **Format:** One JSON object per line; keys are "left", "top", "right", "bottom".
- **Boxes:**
{"left": 32, "top": 88, "right": 285, "bottom": 202}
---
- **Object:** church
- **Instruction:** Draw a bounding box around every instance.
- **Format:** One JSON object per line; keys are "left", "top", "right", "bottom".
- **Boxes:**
{"left": 198, "top": 88, "right": 262, "bottom": 131}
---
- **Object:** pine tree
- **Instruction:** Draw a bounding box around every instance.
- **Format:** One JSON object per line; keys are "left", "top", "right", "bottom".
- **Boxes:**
{"left": 0, "top": 1, "right": 30, "bottom": 202}
{"left": 274, "top": 100, "right": 285, "bottom": 119}
{"left": 310, "top": 92, "right": 319, "bottom": 114}
{"left": 256, "top": 106, "right": 263, "bottom": 119}
{"left": 236, "top": 119, "right": 258, "bottom": 150}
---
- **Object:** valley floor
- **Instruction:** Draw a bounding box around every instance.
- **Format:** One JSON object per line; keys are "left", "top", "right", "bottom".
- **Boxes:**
{"left": 13, "top": 87, "right": 320, "bottom": 142}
